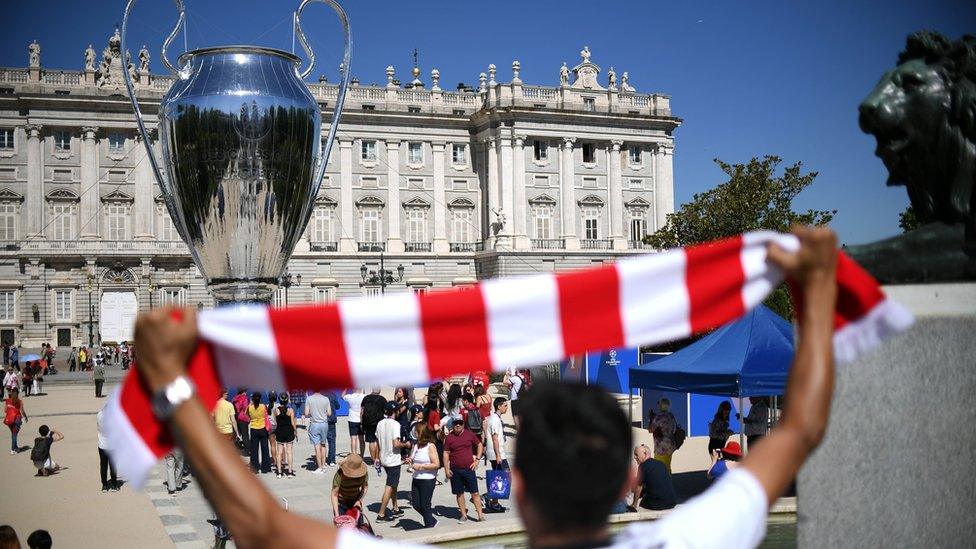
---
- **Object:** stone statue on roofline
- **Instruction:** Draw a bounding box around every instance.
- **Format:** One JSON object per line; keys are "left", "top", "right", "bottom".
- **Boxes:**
{"left": 849, "top": 31, "right": 976, "bottom": 282}
{"left": 139, "top": 45, "right": 150, "bottom": 73}
{"left": 28, "top": 40, "right": 41, "bottom": 67}
{"left": 85, "top": 44, "right": 96, "bottom": 72}
{"left": 560, "top": 62, "right": 569, "bottom": 86}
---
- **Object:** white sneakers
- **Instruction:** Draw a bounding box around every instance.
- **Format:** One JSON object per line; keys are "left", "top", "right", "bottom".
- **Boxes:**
{"left": 312, "top": 468, "right": 326, "bottom": 475}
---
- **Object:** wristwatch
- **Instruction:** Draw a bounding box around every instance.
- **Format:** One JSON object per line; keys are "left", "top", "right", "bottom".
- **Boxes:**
{"left": 151, "top": 375, "right": 197, "bottom": 421}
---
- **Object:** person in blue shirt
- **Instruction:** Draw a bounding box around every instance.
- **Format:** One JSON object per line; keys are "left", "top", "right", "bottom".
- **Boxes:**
{"left": 707, "top": 441, "right": 743, "bottom": 481}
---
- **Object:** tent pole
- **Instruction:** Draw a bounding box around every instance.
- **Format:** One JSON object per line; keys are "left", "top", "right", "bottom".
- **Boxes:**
{"left": 738, "top": 395, "right": 745, "bottom": 450}
{"left": 629, "top": 387, "right": 633, "bottom": 426}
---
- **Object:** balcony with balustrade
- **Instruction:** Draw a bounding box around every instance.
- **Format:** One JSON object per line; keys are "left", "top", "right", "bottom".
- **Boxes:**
{"left": 580, "top": 239, "right": 612, "bottom": 250}
{"left": 403, "top": 241, "right": 432, "bottom": 252}
{"left": 357, "top": 242, "right": 385, "bottom": 252}
{"left": 310, "top": 241, "right": 338, "bottom": 252}
{"left": 531, "top": 238, "right": 566, "bottom": 250}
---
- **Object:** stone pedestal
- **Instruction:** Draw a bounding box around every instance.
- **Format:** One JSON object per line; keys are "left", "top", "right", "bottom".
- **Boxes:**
{"left": 798, "top": 283, "right": 976, "bottom": 546}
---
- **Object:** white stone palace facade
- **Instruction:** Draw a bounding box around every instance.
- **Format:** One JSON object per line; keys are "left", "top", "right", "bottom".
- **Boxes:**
{"left": 0, "top": 34, "right": 679, "bottom": 348}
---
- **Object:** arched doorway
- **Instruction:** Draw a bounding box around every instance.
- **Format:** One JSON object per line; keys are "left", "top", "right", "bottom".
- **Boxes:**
{"left": 99, "top": 265, "right": 138, "bottom": 344}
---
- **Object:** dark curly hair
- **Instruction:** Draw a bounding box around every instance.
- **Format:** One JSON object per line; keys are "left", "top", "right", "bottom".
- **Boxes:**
{"left": 515, "top": 382, "right": 631, "bottom": 534}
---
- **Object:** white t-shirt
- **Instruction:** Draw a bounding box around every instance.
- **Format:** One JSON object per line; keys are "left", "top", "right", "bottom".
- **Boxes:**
{"left": 96, "top": 409, "right": 109, "bottom": 450}
{"left": 335, "top": 467, "right": 768, "bottom": 549}
{"left": 343, "top": 392, "right": 365, "bottom": 423}
{"left": 485, "top": 412, "right": 506, "bottom": 462}
{"left": 375, "top": 417, "right": 402, "bottom": 468}
{"left": 509, "top": 375, "right": 523, "bottom": 401}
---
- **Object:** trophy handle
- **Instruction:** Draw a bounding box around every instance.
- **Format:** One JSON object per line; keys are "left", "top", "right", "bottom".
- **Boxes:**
{"left": 120, "top": 0, "right": 178, "bottom": 205}
{"left": 294, "top": 0, "right": 353, "bottom": 188}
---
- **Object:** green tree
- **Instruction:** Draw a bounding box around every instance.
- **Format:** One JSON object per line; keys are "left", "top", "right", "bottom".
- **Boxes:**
{"left": 644, "top": 155, "right": 835, "bottom": 320}
{"left": 898, "top": 205, "right": 920, "bottom": 233}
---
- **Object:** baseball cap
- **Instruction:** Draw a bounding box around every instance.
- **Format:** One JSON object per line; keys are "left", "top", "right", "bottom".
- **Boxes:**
{"left": 384, "top": 401, "right": 398, "bottom": 413}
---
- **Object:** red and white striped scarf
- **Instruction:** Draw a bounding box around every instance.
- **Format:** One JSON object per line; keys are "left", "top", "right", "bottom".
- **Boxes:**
{"left": 104, "top": 231, "right": 913, "bottom": 488}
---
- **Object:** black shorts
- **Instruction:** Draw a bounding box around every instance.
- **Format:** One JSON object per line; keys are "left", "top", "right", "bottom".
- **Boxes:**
{"left": 383, "top": 465, "right": 401, "bottom": 488}
{"left": 511, "top": 399, "right": 521, "bottom": 416}
{"left": 348, "top": 422, "right": 361, "bottom": 436}
{"left": 363, "top": 424, "right": 377, "bottom": 443}
{"left": 450, "top": 467, "right": 479, "bottom": 495}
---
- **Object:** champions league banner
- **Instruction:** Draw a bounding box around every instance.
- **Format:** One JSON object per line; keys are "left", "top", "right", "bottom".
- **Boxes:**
{"left": 560, "top": 347, "right": 640, "bottom": 395}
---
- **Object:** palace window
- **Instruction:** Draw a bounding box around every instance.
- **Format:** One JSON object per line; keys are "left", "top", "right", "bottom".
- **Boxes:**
{"left": 108, "top": 132, "right": 125, "bottom": 153}
{"left": 54, "top": 131, "right": 71, "bottom": 152}
{"left": 582, "top": 206, "right": 599, "bottom": 240}
{"left": 410, "top": 285, "right": 429, "bottom": 295}
{"left": 160, "top": 288, "right": 187, "bottom": 307}
{"left": 0, "top": 291, "right": 15, "bottom": 321}
{"left": 452, "top": 209, "right": 472, "bottom": 244}
{"left": 54, "top": 290, "right": 72, "bottom": 322}
{"left": 406, "top": 208, "right": 427, "bottom": 243}
{"left": 50, "top": 203, "right": 75, "bottom": 240}
{"left": 630, "top": 211, "right": 647, "bottom": 241}
{"left": 629, "top": 145, "right": 642, "bottom": 165}
{"left": 452, "top": 143, "right": 467, "bottom": 165}
{"left": 0, "top": 203, "right": 18, "bottom": 240}
{"left": 314, "top": 286, "right": 336, "bottom": 304}
{"left": 313, "top": 206, "right": 334, "bottom": 243}
{"left": 533, "top": 140, "right": 548, "bottom": 161}
{"left": 361, "top": 140, "right": 376, "bottom": 161}
{"left": 157, "top": 205, "right": 178, "bottom": 240}
{"left": 0, "top": 129, "right": 13, "bottom": 150}
{"left": 408, "top": 106, "right": 422, "bottom": 114}
{"left": 582, "top": 143, "right": 596, "bottom": 164}
{"left": 533, "top": 204, "right": 553, "bottom": 239}
{"left": 583, "top": 97, "right": 596, "bottom": 112}
{"left": 360, "top": 209, "right": 381, "bottom": 243}
{"left": 362, "top": 286, "right": 381, "bottom": 299}
{"left": 105, "top": 203, "right": 130, "bottom": 240}
{"left": 407, "top": 142, "right": 423, "bottom": 164}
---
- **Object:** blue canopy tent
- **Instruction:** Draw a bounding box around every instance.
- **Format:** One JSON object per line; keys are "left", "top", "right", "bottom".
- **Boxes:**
{"left": 628, "top": 305, "right": 794, "bottom": 447}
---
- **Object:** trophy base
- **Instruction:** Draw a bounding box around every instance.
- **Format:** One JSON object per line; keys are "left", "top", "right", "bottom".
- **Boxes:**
{"left": 209, "top": 280, "right": 276, "bottom": 306}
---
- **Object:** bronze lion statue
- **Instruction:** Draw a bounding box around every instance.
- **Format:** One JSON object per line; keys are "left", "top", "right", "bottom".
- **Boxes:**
{"left": 851, "top": 31, "right": 976, "bottom": 282}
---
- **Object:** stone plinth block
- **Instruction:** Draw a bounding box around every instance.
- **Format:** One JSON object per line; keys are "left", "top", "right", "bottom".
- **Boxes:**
{"left": 798, "top": 286, "right": 976, "bottom": 546}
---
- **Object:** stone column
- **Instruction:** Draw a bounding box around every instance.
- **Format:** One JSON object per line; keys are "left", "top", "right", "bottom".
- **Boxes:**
{"left": 655, "top": 143, "right": 675, "bottom": 232}
{"left": 385, "top": 140, "right": 404, "bottom": 253}
{"left": 484, "top": 136, "right": 499, "bottom": 247}
{"left": 80, "top": 126, "right": 100, "bottom": 240}
{"left": 431, "top": 142, "right": 448, "bottom": 253}
{"left": 133, "top": 131, "right": 155, "bottom": 240}
{"left": 25, "top": 124, "right": 45, "bottom": 239}
{"left": 512, "top": 136, "right": 529, "bottom": 250}
{"left": 560, "top": 137, "right": 579, "bottom": 250}
{"left": 498, "top": 132, "right": 515, "bottom": 248}
{"left": 338, "top": 139, "right": 355, "bottom": 252}
{"left": 609, "top": 140, "right": 626, "bottom": 250}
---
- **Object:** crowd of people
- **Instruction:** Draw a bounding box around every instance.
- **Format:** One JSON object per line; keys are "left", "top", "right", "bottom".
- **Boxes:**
{"left": 0, "top": 525, "right": 52, "bottom": 549}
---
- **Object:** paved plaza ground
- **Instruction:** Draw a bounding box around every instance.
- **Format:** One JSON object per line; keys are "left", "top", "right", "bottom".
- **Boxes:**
{"left": 0, "top": 375, "right": 753, "bottom": 548}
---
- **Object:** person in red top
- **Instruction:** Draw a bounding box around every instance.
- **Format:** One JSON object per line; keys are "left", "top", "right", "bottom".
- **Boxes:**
{"left": 443, "top": 418, "right": 486, "bottom": 523}
{"left": 4, "top": 387, "right": 27, "bottom": 454}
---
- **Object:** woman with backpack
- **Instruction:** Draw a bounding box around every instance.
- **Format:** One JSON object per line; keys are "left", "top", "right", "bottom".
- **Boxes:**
{"left": 4, "top": 387, "right": 26, "bottom": 454}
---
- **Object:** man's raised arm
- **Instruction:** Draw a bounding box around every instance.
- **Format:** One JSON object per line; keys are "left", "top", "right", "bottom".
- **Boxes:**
{"left": 743, "top": 225, "right": 838, "bottom": 505}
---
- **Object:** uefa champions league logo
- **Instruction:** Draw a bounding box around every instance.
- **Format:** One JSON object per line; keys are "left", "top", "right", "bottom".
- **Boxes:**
{"left": 606, "top": 349, "right": 620, "bottom": 367}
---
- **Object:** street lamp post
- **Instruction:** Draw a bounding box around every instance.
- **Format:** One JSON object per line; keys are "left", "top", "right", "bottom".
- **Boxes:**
{"left": 86, "top": 272, "right": 94, "bottom": 347}
{"left": 279, "top": 270, "right": 302, "bottom": 307}
{"left": 359, "top": 253, "right": 405, "bottom": 295}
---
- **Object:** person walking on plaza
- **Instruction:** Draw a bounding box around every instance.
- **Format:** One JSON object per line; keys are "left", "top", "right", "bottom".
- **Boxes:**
{"left": 331, "top": 454, "right": 369, "bottom": 519}
{"left": 274, "top": 394, "right": 297, "bottom": 478}
{"left": 2, "top": 343, "right": 8, "bottom": 367}
{"left": 305, "top": 390, "right": 333, "bottom": 474}
{"left": 232, "top": 388, "right": 250, "bottom": 454}
{"left": 3, "top": 366, "right": 18, "bottom": 400}
{"left": 375, "top": 401, "right": 408, "bottom": 522}
{"left": 289, "top": 389, "right": 308, "bottom": 430}
{"left": 341, "top": 388, "right": 366, "bottom": 458}
{"left": 96, "top": 409, "right": 119, "bottom": 492}
{"left": 326, "top": 391, "right": 340, "bottom": 466}
{"left": 444, "top": 417, "right": 487, "bottom": 523}
{"left": 360, "top": 388, "right": 387, "bottom": 474}
{"left": 247, "top": 392, "right": 272, "bottom": 474}
{"left": 408, "top": 425, "right": 440, "bottom": 528}
{"left": 77, "top": 346, "right": 87, "bottom": 372}
{"left": 484, "top": 397, "right": 509, "bottom": 512}
{"left": 10, "top": 345, "right": 18, "bottom": 372}
{"left": 213, "top": 388, "right": 240, "bottom": 447}
{"left": 742, "top": 397, "right": 770, "bottom": 448}
{"left": 68, "top": 347, "right": 77, "bottom": 372}
{"left": 708, "top": 401, "right": 734, "bottom": 456}
{"left": 21, "top": 362, "right": 34, "bottom": 397}
{"left": 4, "top": 387, "right": 26, "bottom": 454}
{"left": 631, "top": 444, "right": 676, "bottom": 511}
{"left": 267, "top": 390, "right": 279, "bottom": 471}
{"left": 165, "top": 449, "right": 184, "bottom": 495}
{"left": 92, "top": 355, "right": 106, "bottom": 398}
{"left": 649, "top": 398, "right": 678, "bottom": 473}
{"left": 31, "top": 424, "right": 63, "bottom": 477}
{"left": 504, "top": 368, "right": 526, "bottom": 430}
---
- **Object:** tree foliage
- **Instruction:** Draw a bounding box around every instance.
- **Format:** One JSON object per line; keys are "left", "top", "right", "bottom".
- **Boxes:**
{"left": 898, "top": 205, "right": 921, "bottom": 233}
{"left": 644, "top": 155, "right": 835, "bottom": 320}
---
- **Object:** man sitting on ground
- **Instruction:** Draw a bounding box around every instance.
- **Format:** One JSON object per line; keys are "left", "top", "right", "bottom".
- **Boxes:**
{"left": 132, "top": 226, "right": 839, "bottom": 548}
{"left": 631, "top": 444, "right": 677, "bottom": 511}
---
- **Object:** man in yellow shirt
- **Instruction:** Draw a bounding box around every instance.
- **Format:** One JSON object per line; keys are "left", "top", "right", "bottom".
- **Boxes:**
{"left": 213, "top": 388, "right": 240, "bottom": 446}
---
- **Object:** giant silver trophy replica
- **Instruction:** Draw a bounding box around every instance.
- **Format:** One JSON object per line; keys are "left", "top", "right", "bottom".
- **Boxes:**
{"left": 121, "top": 0, "right": 350, "bottom": 304}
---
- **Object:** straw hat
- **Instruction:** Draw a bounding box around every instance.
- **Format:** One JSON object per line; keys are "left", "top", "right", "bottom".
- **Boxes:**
{"left": 339, "top": 454, "right": 367, "bottom": 478}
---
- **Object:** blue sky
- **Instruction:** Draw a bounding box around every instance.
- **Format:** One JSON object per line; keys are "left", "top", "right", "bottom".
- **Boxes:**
{"left": 1, "top": 0, "right": 972, "bottom": 244}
